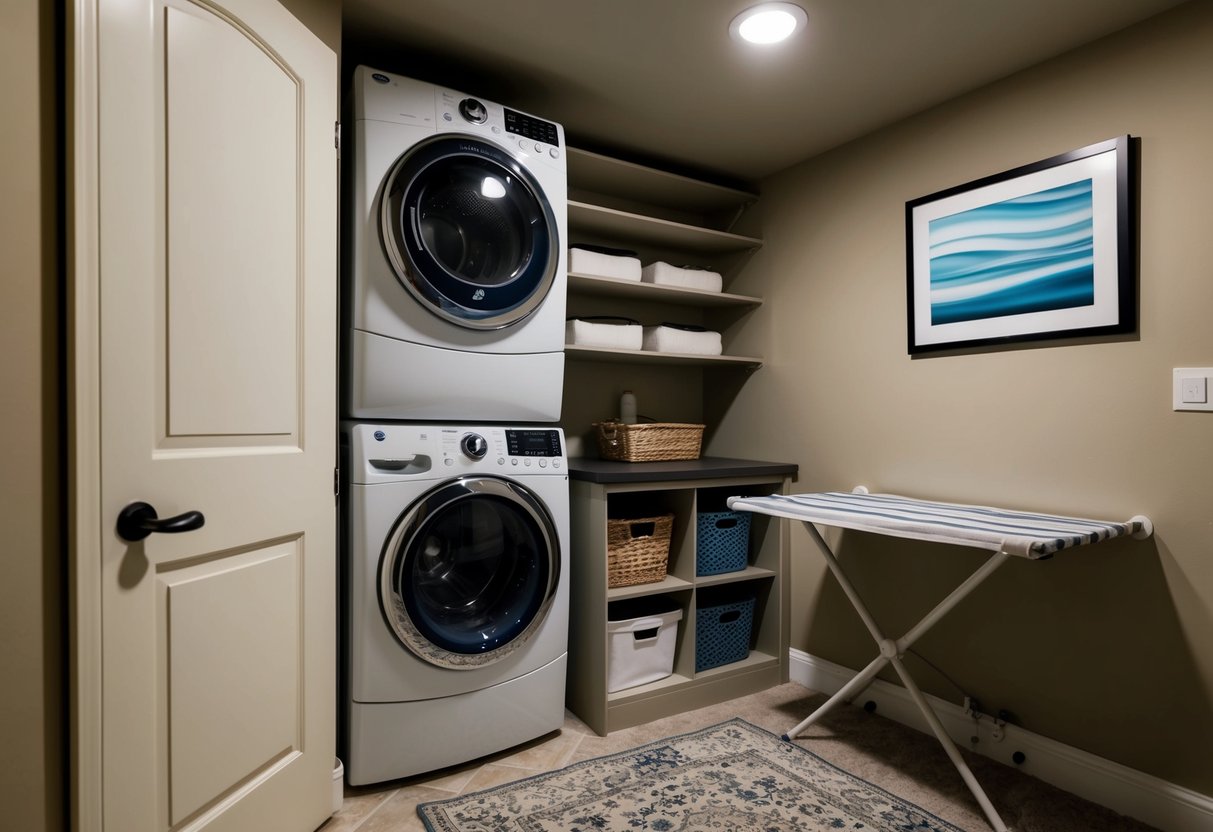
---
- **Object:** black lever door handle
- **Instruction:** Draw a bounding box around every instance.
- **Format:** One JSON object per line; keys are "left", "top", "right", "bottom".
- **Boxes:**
{"left": 116, "top": 501, "right": 205, "bottom": 543}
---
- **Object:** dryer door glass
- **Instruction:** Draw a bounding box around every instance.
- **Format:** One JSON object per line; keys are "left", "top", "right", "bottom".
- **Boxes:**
{"left": 380, "top": 476, "right": 560, "bottom": 669}
{"left": 381, "top": 135, "right": 560, "bottom": 331}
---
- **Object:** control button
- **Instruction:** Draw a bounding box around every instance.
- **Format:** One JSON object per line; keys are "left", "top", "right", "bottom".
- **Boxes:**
{"left": 553, "top": 459, "right": 562, "bottom": 468}
{"left": 497, "top": 457, "right": 505, "bottom": 465}
{"left": 491, "top": 125, "right": 501, "bottom": 133}
{"left": 538, "top": 459, "right": 548, "bottom": 468}
{"left": 549, "top": 148, "right": 560, "bottom": 159}
{"left": 534, "top": 143, "right": 544, "bottom": 155}
{"left": 442, "top": 112, "right": 452, "bottom": 122}
{"left": 518, "top": 139, "right": 530, "bottom": 153}
{"left": 524, "top": 459, "right": 532, "bottom": 467}
{"left": 444, "top": 458, "right": 454, "bottom": 467}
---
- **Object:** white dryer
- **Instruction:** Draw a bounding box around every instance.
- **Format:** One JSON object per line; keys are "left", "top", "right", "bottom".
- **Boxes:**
{"left": 342, "top": 422, "right": 569, "bottom": 785}
{"left": 346, "top": 67, "right": 568, "bottom": 421}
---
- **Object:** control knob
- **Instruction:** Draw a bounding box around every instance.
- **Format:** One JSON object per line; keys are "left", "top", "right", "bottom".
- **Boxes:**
{"left": 459, "top": 98, "right": 487, "bottom": 124}
{"left": 461, "top": 432, "right": 488, "bottom": 459}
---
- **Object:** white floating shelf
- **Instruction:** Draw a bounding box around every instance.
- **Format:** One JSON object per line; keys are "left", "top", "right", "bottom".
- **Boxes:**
{"left": 565, "top": 345, "right": 762, "bottom": 369}
{"left": 567, "top": 272, "right": 762, "bottom": 308}
{"left": 568, "top": 201, "right": 762, "bottom": 254}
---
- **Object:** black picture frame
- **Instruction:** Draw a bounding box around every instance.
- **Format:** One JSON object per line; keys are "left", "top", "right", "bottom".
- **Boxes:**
{"left": 906, "top": 136, "right": 1135, "bottom": 354}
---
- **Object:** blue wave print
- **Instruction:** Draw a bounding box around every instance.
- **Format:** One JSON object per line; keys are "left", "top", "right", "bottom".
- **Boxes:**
{"left": 929, "top": 180, "right": 1094, "bottom": 325}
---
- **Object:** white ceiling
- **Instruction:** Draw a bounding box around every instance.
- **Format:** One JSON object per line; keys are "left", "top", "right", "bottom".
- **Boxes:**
{"left": 343, "top": 0, "right": 1186, "bottom": 184}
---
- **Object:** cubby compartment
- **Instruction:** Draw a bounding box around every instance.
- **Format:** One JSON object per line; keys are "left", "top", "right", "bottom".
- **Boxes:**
{"left": 604, "top": 489, "right": 694, "bottom": 592}
{"left": 606, "top": 595, "right": 685, "bottom": 693}
{"left": 567, "top": 459, "right": 796, "bottom": 736}
{"left": 694, "top": 484, "right": 782, "bottom": 582}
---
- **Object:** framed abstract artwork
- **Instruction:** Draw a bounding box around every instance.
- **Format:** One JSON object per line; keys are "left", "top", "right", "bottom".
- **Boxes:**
{"left": 906, "top": 136, "right": 1135, "bottom": 354}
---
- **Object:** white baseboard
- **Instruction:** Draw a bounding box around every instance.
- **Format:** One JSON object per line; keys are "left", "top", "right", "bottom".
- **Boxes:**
{"left": 789, "top": 649, "right": 1212, "bottom": 832}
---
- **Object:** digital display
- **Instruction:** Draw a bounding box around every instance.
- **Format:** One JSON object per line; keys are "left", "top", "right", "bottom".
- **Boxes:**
{"left": 506, "top": 429, "right": 562, "bottom": 457}
{"left": 504, "top": 108, "right": 560, "bottom": 147}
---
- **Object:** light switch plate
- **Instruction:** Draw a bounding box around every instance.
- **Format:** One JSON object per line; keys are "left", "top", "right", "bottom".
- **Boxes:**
{"left": 1173, "top": 368, "right": 1213, "bottom": 411}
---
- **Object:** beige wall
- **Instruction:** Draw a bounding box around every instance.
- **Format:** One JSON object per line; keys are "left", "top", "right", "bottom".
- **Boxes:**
{"left": 711, "top": 0, "right": 1213, "bottom": 793}
{"left": 1, "top": 0, "right": 63, "bottom": 829}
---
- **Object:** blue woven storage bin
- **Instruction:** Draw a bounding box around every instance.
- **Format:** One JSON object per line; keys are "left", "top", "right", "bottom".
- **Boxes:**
{"left": 695, "top": 597, "right": 755, "bottom": 672}
{"left": 696, "top": 511, "right": 751, "bottom": 576}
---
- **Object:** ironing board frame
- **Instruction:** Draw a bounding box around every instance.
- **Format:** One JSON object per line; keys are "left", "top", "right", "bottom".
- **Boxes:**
{"left": 728, "top": 487, "right": 1152, "bottom": 832}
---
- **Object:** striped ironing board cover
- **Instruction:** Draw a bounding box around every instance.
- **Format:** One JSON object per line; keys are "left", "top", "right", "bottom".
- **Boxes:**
{"left": 726, "top": 491, "right": 1145, "bottom": 560}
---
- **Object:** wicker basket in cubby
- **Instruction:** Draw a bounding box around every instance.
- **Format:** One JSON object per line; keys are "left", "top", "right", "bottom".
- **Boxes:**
{"left": 606, "top": 514, "right": 674, "bottom": 588}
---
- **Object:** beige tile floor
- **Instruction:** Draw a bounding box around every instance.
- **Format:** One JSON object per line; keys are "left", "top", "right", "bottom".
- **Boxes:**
{"left": 321, "top": 709, "right": 597, "bottom": 832}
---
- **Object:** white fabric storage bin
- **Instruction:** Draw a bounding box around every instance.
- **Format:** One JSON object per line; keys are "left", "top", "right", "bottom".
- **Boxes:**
{"left": 606, "top": 597, "right": 683, "bottom": 693}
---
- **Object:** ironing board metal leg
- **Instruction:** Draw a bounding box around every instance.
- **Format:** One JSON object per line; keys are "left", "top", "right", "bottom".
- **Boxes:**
{"left": 803, "top": 521, "right": 887, "bottom": 645}
{"left": 896, "top": 550, "right": 1011, "bottom": 653}
{"left": 889, "top": 656, "right": 1010, "bottom": 832}
{"left": 783, "top": 654, "right": 889, "bottom": 740}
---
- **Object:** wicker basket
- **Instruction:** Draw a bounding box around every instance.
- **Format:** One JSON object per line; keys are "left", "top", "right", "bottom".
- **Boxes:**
{"left": 607, "top": 515, "right": 674, "bottom": 588}
{"left": 595, "top": 421, "right": 705, "bottom": 462}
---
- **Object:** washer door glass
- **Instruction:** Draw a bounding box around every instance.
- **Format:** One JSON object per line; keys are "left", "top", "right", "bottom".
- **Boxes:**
{"left": 380, "top": 476, "right": 560, "bottom": 669}
{"left": 380, "top": 134, "right": 559, "bottom": 330}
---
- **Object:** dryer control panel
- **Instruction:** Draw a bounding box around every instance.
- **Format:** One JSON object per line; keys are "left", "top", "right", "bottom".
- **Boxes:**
{"left": 503, "top": 109, "right": 560, "bottom": 147}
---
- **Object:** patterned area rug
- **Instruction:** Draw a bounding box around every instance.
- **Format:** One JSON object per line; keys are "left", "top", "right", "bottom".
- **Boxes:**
{"left": 417, "top": 718, "right": 964, "bottom": 831}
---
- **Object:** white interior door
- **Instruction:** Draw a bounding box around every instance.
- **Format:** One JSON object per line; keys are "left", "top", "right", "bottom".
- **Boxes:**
{"left": 72, "top": 0, "right": 337, "bottom": 829}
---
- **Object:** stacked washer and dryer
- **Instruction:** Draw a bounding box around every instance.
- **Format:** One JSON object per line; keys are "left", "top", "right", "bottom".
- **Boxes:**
{"left": 342, "top": 66, "right": 571, "bottom": 785}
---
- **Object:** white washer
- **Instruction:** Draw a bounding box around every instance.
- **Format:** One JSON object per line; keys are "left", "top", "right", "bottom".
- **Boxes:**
{"left": 343, "top": 422, "right": 569, "bottom": 785}
{"left": 346, "top": 66, "right": 568, "bottom": 421}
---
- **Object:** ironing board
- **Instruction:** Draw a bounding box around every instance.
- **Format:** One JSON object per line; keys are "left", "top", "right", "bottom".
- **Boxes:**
{"left": 726, "top": 488, "right": 1152, "bottom": 832}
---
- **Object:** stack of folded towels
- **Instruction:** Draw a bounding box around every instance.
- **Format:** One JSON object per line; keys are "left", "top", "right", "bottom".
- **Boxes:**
{"left": 566, "top": 252, "right": 726, "bottom": 355}
{"left": 641, "top": 262, "right": 723, "bottom": 293}
{"left": 568, "top": 244, "right": 642, "bottom": 281}
{"left": 642, "top": 323, "right": 723, "bottom": 356}
{"left": 565, "top": 316, "right": 643, "bottom": 350}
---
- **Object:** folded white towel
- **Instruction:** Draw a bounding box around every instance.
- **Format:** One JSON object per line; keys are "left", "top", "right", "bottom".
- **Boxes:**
{"left": 566, "top": 319, "right": 643, "bottom": 350}
{"left": 642, "top": 325, "right": 723, "bottom": 355}
{"left": 641, "top": 262, "right": 723, "bottom": 293}
{"left": 569, "top": 248, "right": 642, "bottom": 281}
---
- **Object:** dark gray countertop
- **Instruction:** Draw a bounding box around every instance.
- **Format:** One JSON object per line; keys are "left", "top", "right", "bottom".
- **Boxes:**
{"left": 568, "top": 456, "right": 798, "bottom": 484}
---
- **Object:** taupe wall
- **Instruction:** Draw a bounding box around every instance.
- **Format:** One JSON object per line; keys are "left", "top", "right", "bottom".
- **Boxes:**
{"left": 281, "top": 0, "right": 342, "bottom": 54}
{"left": 710, "top": 1, "right": 1213, "bottom": 793}
{"left": 1, "top": 0, "right": 63, "bottom": 829}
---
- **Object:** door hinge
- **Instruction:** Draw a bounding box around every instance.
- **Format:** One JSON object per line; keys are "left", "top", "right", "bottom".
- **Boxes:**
{"left": 334, "top": 466, "right": 340, "bottom": 498}
{"left": 334, "top": 120, "right": 341, "bottom": 151}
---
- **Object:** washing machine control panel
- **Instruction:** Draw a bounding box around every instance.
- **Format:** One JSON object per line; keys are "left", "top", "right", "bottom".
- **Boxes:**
{"left": 347, "top": 423, "right": 566, "bottom": 483}
{"left": 504, "top": 429, "right": 563, "bottom": 457}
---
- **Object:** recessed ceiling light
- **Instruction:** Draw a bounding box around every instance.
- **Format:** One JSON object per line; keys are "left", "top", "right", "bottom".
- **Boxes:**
{"left": 729, "top": 2, "right": 808, "bottom": 46}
